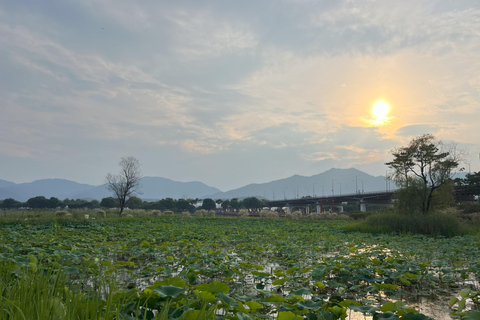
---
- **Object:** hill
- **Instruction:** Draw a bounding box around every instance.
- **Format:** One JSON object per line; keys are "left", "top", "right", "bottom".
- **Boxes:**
{"left": 207, "top": 168, "right": 395, "bottom": 200}
{"left": 0, "top": 177, "right": 221, "bottom": 202}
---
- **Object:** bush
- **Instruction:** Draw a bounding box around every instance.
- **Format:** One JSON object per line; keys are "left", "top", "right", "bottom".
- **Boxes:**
{"left": 458, "top": 203, "right": 480, "bottom": 214}
{"left": 163, "top": 210, "right": 174, "bottom": 216}
{"left": 182, "top": 211, "right": 191, "bottom": 218}
{"left": 285, "top": 211, "right": 302, "bottom": 219}
{"left": 206, "top": 210, "right": 216, "bottom": 217}
{"left": 346, "top": 211, "right": 464, "bottom": 237}
{"left": 97, "top": 210, "right": 106, "bottom": 218}
{"left": 195, "top": 209, "right": 208, "bottom": 217}
{"left": 261, "top": 211, "right": 278, "bottom": 219}
{"left": 348, "top": 210, "right": 371, "bottom": 220}
{"left": 55, "top": 210, "right": 68, "bottom": 216}
{"left": 151, "top": 210, "right": 162, "bottom": 217}
{"left": 238, "top": 209, "right": 249, "bottom": 218}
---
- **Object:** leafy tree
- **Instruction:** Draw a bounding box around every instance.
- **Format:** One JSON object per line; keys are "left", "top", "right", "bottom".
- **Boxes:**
{"left": 48, "top": 197, "right": 61, "bottom": 209}
{"left": 221, "top": 199, "right": 230, "bottom": 211}
{"left": 126, "top": 196, "right": 143, "bottom": 209}
{"left": 386, "top": 134, "right": 462, "bottom": 214}
{"left": 242, "top": 197, "right": 263, "bottom": 210}
{"left": 458, "top": 171, "right": 480, "bottom": 195}
{"left": 89, "top": 199, "right": 101, "bottom": 209}
{"left": 27, "top": 196, "right": 49, "bottom": 209}
{"left": 159, "top": 198, "right": 176, "bottom": 211}
{"left": 176, "top": 198, "right": 195, "bottom": 213}
{"left": 106, "top": 156, "right": 142, "bottom": 216}
{"left": 201, "top": 198, "right": 216, "bottom": 211}
{"left": 101, "top": 197, "right": 118, "bottom": 208}
{"left": 1, "top": 198, "right": 19, "bottom": 216}
{"left": 230, "top": 198, "right": 241, "bottom": 212}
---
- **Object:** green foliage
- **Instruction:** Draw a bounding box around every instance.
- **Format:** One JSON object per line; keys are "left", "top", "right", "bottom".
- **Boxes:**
{"left": 242, "top": 197, "right": 263, "bottom": 210}
{"left": 101, "top": 197, "right": 118, "bottom": 208}
{"left": 1, "top": 217, "right": 479, "bottom": 319}
{"left": 347, "top": 210, "right": 464, "bottom": 237}
{"left": 201, "top": 198, "right": 216, "bottom": 211}
{"left": 386, "top": 134, "right": 461, "bottom": 214}
{"left": 393, "top": 178, "right": 428, "bottom": 215}
{"left": 348, "top": 210, "right": 372, "bottom": 220}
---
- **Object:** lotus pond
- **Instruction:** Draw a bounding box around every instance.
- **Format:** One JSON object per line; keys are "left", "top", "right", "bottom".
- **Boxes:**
{"left": 1, "top": 216, "right": 480, "bottom": 319}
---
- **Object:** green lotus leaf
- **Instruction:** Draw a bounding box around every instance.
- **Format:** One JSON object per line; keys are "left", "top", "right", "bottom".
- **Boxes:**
{"left": 288, "top": 288, "right": 311, "bottom": 296}
{"left": 277, "top": 311, "right": 303, "bottom": 320}
{"left": 373, "top": 311, "right": 400, "bottom": 319}
{"left": 153, "top": 285, "right": 185, "bottom": 298}
{"left": 463, "top": 310, "right": 480, "bottom": 320}
{"left": 197, "top": 281, "right": 229, "bottom": 294}
{"left": 296, "top": 300, "right": 322, "bottom": 310}
{"left": 349, "top": 305, "right": 380, "bottom": 315}
{"left": 218, "top": 292, "right": 238, "bottom": 307}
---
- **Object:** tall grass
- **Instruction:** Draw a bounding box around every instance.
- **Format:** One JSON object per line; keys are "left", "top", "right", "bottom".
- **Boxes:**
{"left": 0, "top": 261, "right": 134, "bottom": 320}
{"left": 346, "top": 211, "right": 465, "bottom": 237}
{"left": 0, "top": 261, "right": 219, "bottom": 320}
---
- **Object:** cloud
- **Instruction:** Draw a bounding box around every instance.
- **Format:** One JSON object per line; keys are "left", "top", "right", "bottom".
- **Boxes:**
{"left": 166, "top": 9, "right": 258, "bottom": 60}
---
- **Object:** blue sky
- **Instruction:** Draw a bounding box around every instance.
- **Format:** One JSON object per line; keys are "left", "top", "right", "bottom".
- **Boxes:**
{"left": 1, "top": 0, "right": 479, "bottom": 191}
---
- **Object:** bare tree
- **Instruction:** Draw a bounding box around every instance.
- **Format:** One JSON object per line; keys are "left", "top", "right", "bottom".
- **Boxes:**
{"left": 106, "top": 156, "right": 142, "bottom": 216}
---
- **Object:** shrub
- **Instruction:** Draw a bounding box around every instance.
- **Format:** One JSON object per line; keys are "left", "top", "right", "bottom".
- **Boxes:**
{"left": 55, "top": 210, "right": 68, "bottom": 216}
{"left": 151, "top": 210, "right": 162, "bottom": 217}
{"left": 72, "top": 211, "right": 86, "bottom": 220}
{"left": 195, "top": 209, "right": 208, "bottom": 217}
{"left": 346, "top": 211, "right": 464, "bottom": 237}
{"left": 238, "top": 209, "right": 250, "bottom": 218}
{"left": 181, "top": 211, "right": 191, "bottom": 218}
{"left": 348, "top": 210, "right": 370, "bottom": 220}
{"left": 286, "top": 211, "right": 302, "bottom": 219}
{"left": 206, "top": 210, "right": 216, "bottom": 217}
{"left": 163, "top": 210, "right": 174, "bottom": 216}
{"left": 97, "top": 210, "right": 106, "bottom": 218}
{"left": 458, "top": 203, "right": 480, "bottom": 214}
{"left": 261, "top": 211, "right": 278, "bottom": 219}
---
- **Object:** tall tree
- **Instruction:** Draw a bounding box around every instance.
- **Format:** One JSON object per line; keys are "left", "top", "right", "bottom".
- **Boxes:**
{"left": 242, "top": 197, "right": 263, "bottom": 210}
{"left": 386, "top": 134, "right": 463, "bottom": 214}
{"left": 201, "top": 198, "right": 216, "bottom": 211}
{"left": 106, "top": 156, "right": 142, "bottom": 216}
{"left": 1, "top": 198, "right": 18, "bottom": 216}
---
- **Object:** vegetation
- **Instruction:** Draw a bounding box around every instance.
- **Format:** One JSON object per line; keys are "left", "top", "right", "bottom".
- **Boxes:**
{"left": 106, "top": 156, "right": 142, "bottom": 216}
{"left": 1, "top": 213, "right": 480, "bottom": 319}
{"left": 386, "top": 134, "right": 463, "bottom": 214}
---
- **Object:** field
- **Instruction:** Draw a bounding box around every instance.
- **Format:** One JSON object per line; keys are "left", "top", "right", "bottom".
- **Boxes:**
{"left": 1, "top": 213, "right": 480, "bottom": 319}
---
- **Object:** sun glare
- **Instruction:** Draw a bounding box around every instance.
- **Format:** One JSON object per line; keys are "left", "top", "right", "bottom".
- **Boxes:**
{"left": 372, "top": 101, "right": 389, "bottom": 122}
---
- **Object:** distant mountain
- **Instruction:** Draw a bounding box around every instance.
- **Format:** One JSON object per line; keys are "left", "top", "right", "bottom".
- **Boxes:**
{"left": 0, "top": 179, "right": 97, "bottom": 202}
{"left": 207, "top": 168, "right": 396, "bottom": 200}
{"left": 69, "top": 177, "right": 221, "bottom": 201}
{"left": 0, "top": 177, "right": 222, "bottom": 202}
{"left": 0, "top": 179, "right": 15, "bottom": 188}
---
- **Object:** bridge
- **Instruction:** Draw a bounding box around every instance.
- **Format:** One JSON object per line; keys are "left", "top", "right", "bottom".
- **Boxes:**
{"left": 262, "top": 185, "right": 477, "bottom": 214}
{"left": 263, "top": 190, "right": 395, "bottom": 213}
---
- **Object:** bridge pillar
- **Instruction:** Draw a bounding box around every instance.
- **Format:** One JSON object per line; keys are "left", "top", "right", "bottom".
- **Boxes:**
{"left": 286, "top": 205, "right": 291, "bottom": 214}
{"left": 360, "top": 199, "right": 366, "bottom": 212}
{"left": 316, "top": 200, "right": 322, "bottom": 214}
{"left": 335, "top": 205, "right": 344, "bottom": 213}
{"left": 306, "top": 206, "right": 309, "bottom": 215}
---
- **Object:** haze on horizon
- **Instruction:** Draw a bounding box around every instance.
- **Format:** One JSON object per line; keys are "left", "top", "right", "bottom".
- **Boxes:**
{"left": 1, "top": 1, "right": 479, "bottom": 191}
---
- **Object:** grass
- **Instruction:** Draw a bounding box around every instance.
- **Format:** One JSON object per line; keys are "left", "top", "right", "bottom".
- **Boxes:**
{"left": 346, "top": 209, "right": 466, "bottom": 237}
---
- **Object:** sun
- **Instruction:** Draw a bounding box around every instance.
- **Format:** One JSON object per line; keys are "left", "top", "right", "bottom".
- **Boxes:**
{"left": 372, "top": 101, "right": 389, "bottom": 122}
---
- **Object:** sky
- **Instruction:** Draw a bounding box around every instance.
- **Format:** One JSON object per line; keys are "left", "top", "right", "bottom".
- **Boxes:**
{"left": 1, "top": 0, "right": 480, "bottom": 191}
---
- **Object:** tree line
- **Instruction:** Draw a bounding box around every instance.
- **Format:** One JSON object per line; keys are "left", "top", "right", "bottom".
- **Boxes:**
{"left": 0, "top": 196, "right": 264, "bottom": 212}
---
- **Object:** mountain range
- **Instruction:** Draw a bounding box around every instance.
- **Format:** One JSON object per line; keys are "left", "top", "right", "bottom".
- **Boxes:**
{"left": 0, "top": 168, "right": 395, "bottom": 202}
